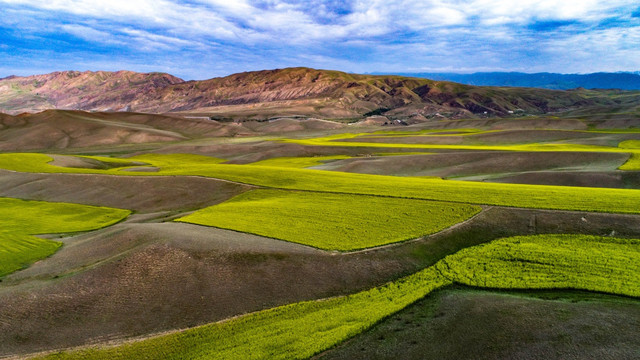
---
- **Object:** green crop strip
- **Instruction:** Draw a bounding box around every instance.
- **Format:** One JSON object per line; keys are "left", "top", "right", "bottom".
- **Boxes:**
{"left": 437, "top": 234, "right": 640, "bottom": 296}
{"left": 282, "top": 132, "right": 640, "bottom": 171}
{"left": 618, "top": 140, "right": 640, "bottom": 170}
{"left": 1, "top": 153, "right": 640, "bottom": 214}
{"left": 0, "top": 198, "right": 131, "bottom": 277}
{"left": 247, "top": 155, "right": 351, "bottom": 168}
{"left": 40, "top": 234, "right": 640, "bottom": 360}
{"left": 282, "top": 132, "right": 637, "bottom": 153}
{"left": 176, "top": 189, "right": 481, "bottom": 251}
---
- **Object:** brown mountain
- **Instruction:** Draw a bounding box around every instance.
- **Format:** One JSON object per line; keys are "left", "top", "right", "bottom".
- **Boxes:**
{"left": 0, "top": 70, "right": 183, "bottom": 114}
{"left": 0, "top": 67, "right": 621, "bottom": 119}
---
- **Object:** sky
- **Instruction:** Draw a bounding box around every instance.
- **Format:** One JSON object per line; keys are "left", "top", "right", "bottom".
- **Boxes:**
{"left": 0, "top": 0, "right": 639, "bottom": 80}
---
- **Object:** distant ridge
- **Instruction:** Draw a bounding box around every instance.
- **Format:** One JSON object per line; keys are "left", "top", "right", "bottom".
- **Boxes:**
{"left": 377, "top": 72, "right": 640, "bottom": 90}
{"left": 0, "top": 67, "right": 635, "bottom": 119}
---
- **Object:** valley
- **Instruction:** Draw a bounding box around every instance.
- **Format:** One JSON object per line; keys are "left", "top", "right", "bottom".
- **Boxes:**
{"left": 0, "top": 68, "right": 639, "bottom": 359}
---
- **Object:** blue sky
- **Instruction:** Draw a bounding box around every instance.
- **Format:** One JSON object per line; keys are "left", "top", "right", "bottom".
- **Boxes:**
{"left": 0, "top": 0, "right": 639, "bottom": 80}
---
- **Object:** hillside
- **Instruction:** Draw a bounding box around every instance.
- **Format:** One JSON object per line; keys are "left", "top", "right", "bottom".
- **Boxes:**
{"left": 0, "top": 110, "right": 253, "bottom": 151}
{"left": 0, "top": 68, "right": 621, "bottom": 120}
{"left": 0, "top": 70, "right": 183, "bottom": 114}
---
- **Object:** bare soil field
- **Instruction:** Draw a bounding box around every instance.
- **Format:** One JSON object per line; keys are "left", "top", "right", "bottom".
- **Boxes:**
{"left": 489, "top": 171, "right": 640, "bottom": 189}
{"left": 319, "top": 288, "right": 640, "bottom": 360}
{"left": 0, "top": 170, "right": 251, "bottom": 213}
{"left": 320, "top": 151, "right": 629, "bottom": 185}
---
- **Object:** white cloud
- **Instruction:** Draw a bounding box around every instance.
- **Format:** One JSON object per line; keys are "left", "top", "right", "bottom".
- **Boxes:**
{"left": 1, "top": 0, "right": 639, "bottom": 77}
{"left": 60, "top": 24, "right": 123, "bottom": 45}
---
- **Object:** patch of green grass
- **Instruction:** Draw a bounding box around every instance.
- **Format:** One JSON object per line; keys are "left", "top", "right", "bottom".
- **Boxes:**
{"left": 176, "top": 189, "right": 481, "bottom": 251}
{"left": 618, "top": 141, "right": 640, "bottom": 170}
{"left": 40, "top": 234, "right": 640, "bottom": 360}
{"left": 619, "top": 153, "right": 640, "bottom": 170}
{"left": 247, "top": 155, "right": 351, "bottom": 168}
{"left": 0, "top": 233, "right": 62, "bottom": 278}
{"left": 2, "top": 153, "right": 640, "bottom": 214}
{"left": 619, "top": 140, "right": 640, "bottom": 149}
{"left": 0, "top": 198, "right": 131, "bottom": 277}
{"left": 437, "top": 234, "right": 640, "bottom": 297}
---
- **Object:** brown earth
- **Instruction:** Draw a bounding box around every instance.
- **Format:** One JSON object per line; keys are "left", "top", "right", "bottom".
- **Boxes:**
{"left": 2, "top": 206, "right": 640, "bottom": 357}
{"left": 152, "top": 140, "right": 412, "bottom": 164}
{"left": 0, "top": 170, "right": 251, "bottom": 213}
{"left": 0, "top": 110, "right": 267, "bottom": 151}
{"left": 240, "top": 118, "right": 345, "bottom": 133}
{"left": 319, "top": 288, "right": 640, "bottom": 360}
{"left": 490, "top": 171, "right": 640, "bottom": 189}
{"left": 319, "top": 151, "right": 629, "bottom": 182}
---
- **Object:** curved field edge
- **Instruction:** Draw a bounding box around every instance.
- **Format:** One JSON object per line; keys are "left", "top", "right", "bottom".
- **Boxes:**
{"left": 37, "top": 234, "right": 640, "bottom": 360}
{"left": 283, "top": 133, "right": 640, "bottom": 171}
{"left": 281, "top": 132, "right": 640, "bottom": 154}
{"left": 1, "top": 153, "right": 640, "bottom": 214}
{"left": 0, "top": 197, "right": 131, "bottom": 277}
{"left": 175, "top": 189, "right": 481, "bottom": 251}
{"left": 618, "top": 140, "right": 640, "bottom": 170}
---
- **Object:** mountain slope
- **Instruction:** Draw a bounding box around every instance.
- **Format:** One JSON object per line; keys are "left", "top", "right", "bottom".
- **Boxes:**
{"left": 0, "top": 67, "right": 627, "bottom": 119}
{"left": 0, "top": 71, "right": 183, "bottom": 114}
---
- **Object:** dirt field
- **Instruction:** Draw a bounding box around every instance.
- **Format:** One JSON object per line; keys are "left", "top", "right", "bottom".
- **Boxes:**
{"left": 490, "top": 171, "right": 640, "bottom": 189}
{"left": 319, "top": 288, "right": 640, "bottom": 360}
{"left": 0, "top": 170, "right": 251, "bottom": 213}
{"left": 320, "top": 151, "right": 629, "bottom": 187}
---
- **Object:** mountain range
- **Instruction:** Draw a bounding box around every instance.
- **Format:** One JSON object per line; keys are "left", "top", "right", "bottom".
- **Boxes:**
{"left": 382, "top": 72, "right": 640, "bottom": 90}
{"left": 0, "top": 67, "right": 636, "bottom": 120}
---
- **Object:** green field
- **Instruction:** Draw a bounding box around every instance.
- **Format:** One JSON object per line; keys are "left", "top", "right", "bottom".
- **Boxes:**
{"left": 1, "top": 153, "right": 640, "bottom": 214}
{"left": 618, "top": 140, "right": 640, "bottom": 170}
{"left": 248, "top": 155, "right": 352, "bottom": 168}
{"left": 437, "top": 234, "right": 640, "bottom": 297}
{"left": 176, "top": 189, "right": 481, "bottom": 251}
{"left": 282, "top": 132, "right": 640, "bottom": 168}
{"left": 0, "top": 198, "right": 131, "bottom": 277}
{"left": 40, "top": 234, "right": 640, "bottom": 360}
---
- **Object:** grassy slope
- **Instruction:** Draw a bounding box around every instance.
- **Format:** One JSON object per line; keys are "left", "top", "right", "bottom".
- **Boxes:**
{"left": 0, "top": 198, "right": 131, "bottom": 277}
{"left": 1, "top": 153, "right": 640, "bottom": 214}
{"left": 0, "top": 233, "right": 62, "bottom": 278}
{"left": 247, "top": 155, "right": 351, "bottom": 168}
{"left": 176, "top": 189, "right": 480, "bottom": 251}
{"left": 40, "top": 234, "right": 640, "bottom": 360}
{"left": 619, "top": 140, "right": 640, "bottom": 170}
{"left": 437, "top": 234, "right": 640, "bottom": 296}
